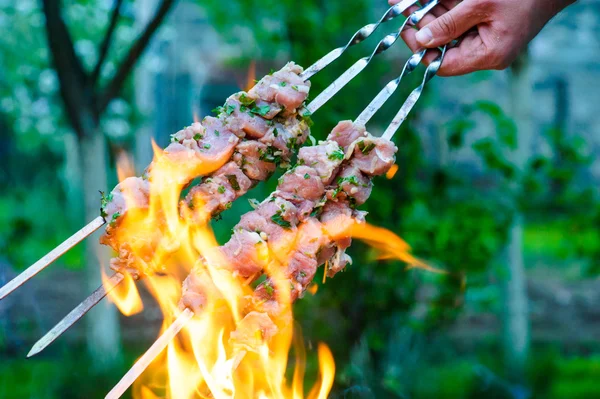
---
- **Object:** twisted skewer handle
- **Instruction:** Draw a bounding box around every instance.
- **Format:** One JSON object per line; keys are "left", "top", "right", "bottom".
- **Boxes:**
{"left": 300, "top": 0, "right": 420, "bottom": 81}
{"left": 382, "top": 46, "right": 447, "bottom": 140}
{"left": 355, "top": 49, "right": 427, "bottom": 126}
{"left": 307, "top": 1, "right": 439, "bottom": 114}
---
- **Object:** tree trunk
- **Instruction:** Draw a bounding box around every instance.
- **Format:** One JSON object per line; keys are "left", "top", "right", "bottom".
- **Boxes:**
{"left": 62, "top": 132, "right": 84, "bottom": 226}
{"left": 134, "top": 0, "right": 158, "bottom": 172}
{"left": 79, "top": 119, "right": 123, "bottom": 370}
{"left": 500, "top": 51, "right": 532, "bottom": 382}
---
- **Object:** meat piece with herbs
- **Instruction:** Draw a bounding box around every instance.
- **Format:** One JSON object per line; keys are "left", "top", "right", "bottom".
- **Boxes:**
{"left": 249, "top": 62, "right": 311, "bottom": 116}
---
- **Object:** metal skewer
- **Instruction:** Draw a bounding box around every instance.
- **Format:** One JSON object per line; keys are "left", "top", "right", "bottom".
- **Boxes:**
{"left": 27, "top": 271, "right": 125, "bottom": 357}
{"left": 105, "top": 308, "right": 194, "bottom": 399}
{"left": 306, "top": 0, "right": 440, "bottom": 114}
{"left": 300, "top": 0, "right": 419, "bottom": 80}
{"left": 383, "top": 46, "right": 447, "bottom": 140}
{"left": 0, "top": 0, "right": 425, "bottom": 306}
{"left": 103, "top": 55, "right": 444, "bottom": 398}
{"left": 0, "top": 216, "right": 105, "bottom": 301}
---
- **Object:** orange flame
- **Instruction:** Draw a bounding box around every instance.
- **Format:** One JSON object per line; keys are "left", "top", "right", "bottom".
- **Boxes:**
{"left": 110, "top": 139, "right": 336, "bottom": 399}
{"left": 244, "top": 61, "right": 256, "bottom": 91}
{"left": 386, "top": 164, "right": 399, "bottom": 179}
{"left": 102, "top": 269, "right": 144, "bottom": 316}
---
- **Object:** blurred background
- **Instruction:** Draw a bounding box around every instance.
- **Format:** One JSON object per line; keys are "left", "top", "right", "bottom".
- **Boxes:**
{"left": 1, "top": 0, "right": 600, "bottom": 398}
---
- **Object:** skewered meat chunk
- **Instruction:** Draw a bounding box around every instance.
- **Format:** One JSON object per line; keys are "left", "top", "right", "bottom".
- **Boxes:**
{"left": 297, "top": 141, "right": 344, "bottom": 185}
{"left": 331, "top": 163, "right": 373, "bottom": 206}
{"left": 184, "top": 161, "right": 253, "bottom": 219}
{"left": 275, "top": 165, "right": 324, "bottom": 203}
{"left": 232, "top": 141, "right": 276, "bottom": 181}
{"left": 218, "top": 230, "right": 269, "bottom": 279}
{"left": 328, "top": 120, "right": 367, "bottom": 149}
{"left": 224, "top": 94, "right": 272, "bottom": 139}
{"left": 101, "top": 177, "right": 150, "bottom": 227}
{"left": 352, "top": 136, "right": 397, "bottom": 176}
{"left": 249, "top": 62, "right": 310, "bottom": 116}
{"left": 229, "top": 311, "right": 278, "bottom": 352}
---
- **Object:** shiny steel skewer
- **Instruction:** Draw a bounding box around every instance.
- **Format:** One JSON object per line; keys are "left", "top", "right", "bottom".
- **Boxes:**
{"left": 306, "top": 0, "right": 440, "bottom": 114}
{"left": 0, "top": 216, "right": 105, "bottom": 301}
{"left": 383, "top": 46, "right": 447, "bottom": 140}
{"left": 105, "top": 308, "right": 194, "bottom": 399}
{"left": 27, "top": 271, "right": 125, "bottom": 357}
{"left": 300, "top": 0, "right": 419, "bottom": 80}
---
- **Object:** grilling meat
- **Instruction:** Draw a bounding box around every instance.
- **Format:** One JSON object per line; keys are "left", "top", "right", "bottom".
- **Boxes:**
{"left": 100, "top": 63, "right": 312, "bottom": 278}
{"left": 177, "top": 121, "right": 398, "bottom": 352}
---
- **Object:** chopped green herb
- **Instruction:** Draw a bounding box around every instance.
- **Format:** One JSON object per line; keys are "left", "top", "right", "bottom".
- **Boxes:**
{"left": 214, "top": 130, "right": 220, "bottom": 137}
{"left": 193, "top": 133, "right": 203, "bottom": 141}
{"left": 273, "top": 128, "right": 278, "bottom": 137}
{"left": 269, "top": 68, "right": 275, "bottom": 75}
{"left": 299, "top": 109, "right": 314, "bottom": 128}
{"left": 267, "top": 119, "right": 275, "bottom": 126}
{"left": 288, "top": 137, "right": 299, "bottom": 151}
{"left": 239, "top": 93, "right": 255, "bottom": 106}
{"left": 310, "top": 206, "right": 323, "bottom": 218}
{"left": 259, "top": 146, "right": 282, "bottom": 164}
{"left": 304, "top": 173, "right": 310, "bottom": 179}
{"left": 110, "top": 212, "right": 121, "bottom": 227}
{"left": 218, "top": 185, "right": 226, "bottom": 194}
{"left": 226, "top": 174, "right": 240, "bottom": 191}
{"left": 279, "top": 81, "right": 287, "bottom": 87}
{"left": 99, "top": 191, "right": 113, "bottom": 218}
{"left": 328, "top": 148, "right": 345, "bottom": 161}
{"left": 357, "top": 140, "right": 376, "bottom": 155}
{"left": 250, "top": 105, "right": 271, "bottom": 117}
{"left": 291, "top": 85, "right": 299, "bottom": 91}
{"left": 224, "top": 104, "right": 236, "bottom": 115}
{"left": 299, "top": 271, "right": 306, "bottom": 278}
{"left": 338, "top": 175, "right": 360, "bottom": 186}
{"left": 203, "top": 143, "right": 211, "bottom": 149}
{"left": 264, "top": 282, "right": 274, "bottom": 296}
{"left": 271, "top": 211, "right": 292, "bottom": 229}
{"left": 170, "top": 134, "right": 178, "bottom": 143}
{"left": 212, "top": 106, "right": 224, "bottom": 114}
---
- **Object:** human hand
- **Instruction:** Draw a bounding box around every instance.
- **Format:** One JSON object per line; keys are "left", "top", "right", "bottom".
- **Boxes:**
{"left": 389, "top": 0, "right": 575, "bottom": 76}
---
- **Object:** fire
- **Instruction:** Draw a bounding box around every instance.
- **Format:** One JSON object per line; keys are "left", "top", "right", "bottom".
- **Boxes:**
{"left": 385, "top": 164, "right": 398, "bottom": 180}
{"left": 104, "top": 105, "right": 423, "bottom": 397}
{"left": 106, "top": 143, "right": 337, "bottom": 399}
{"left": 102, "top": 268, "right": 144, "bottom": 316}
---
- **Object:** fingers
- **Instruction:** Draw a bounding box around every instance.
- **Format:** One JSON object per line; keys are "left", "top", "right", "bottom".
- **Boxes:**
{"left": 400, "top": 4, "right": 448, "bottom": 64}
{"left": 436, "top": 32, "right": 490, "bottom": 76}
{"left": 399, "top": 3, "right": 445, "bottom": 51}
{"left": 415, "top": 1, "right": 489, "bottom": 48}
